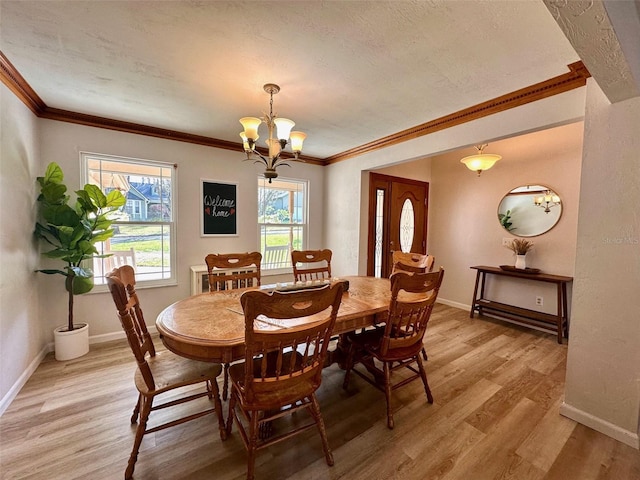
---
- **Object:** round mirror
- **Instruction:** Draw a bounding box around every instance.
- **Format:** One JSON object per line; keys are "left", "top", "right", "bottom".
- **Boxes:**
{"left": 497, "top": 185, "right": 562, "bottom": 237}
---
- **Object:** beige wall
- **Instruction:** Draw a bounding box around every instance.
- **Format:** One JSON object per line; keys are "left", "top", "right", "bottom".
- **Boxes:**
{"left": 324, "top": 87, "right": 586, "bottom": 279}
{"left": 429, "top": 122, "right": 583, "bottom": 311}
{"left": 35, "top": 120, "right": 325, "bottom": 341}
{"left": 0, "top": 83, "right": 43, "bottom": 409}
{"left": 561, "top": 79, "right": 640, "bottom": 446}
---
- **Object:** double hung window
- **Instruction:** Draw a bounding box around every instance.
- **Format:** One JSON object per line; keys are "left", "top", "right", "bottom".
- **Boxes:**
{"left": 258, "top": 177, "right": 307, "bottom": 272}
{"left": 81, "top": 152, "right": 176, "bottom": 288}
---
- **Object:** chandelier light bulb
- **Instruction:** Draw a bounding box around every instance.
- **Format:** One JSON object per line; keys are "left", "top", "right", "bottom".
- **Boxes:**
{"left": 289, "top": 131, "right": 307, "bottom": 153}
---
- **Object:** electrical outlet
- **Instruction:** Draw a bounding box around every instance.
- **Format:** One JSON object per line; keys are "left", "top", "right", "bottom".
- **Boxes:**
{"left": 535, "top": 296, "right": 543, "bottom": 306}
{"left": 502, "top": 238, "right": 512, "bottom": 247}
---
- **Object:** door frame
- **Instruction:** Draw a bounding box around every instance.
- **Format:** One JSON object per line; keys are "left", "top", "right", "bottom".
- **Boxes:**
{"left": 366, "top": 172, "right": 429, "bottom": 277}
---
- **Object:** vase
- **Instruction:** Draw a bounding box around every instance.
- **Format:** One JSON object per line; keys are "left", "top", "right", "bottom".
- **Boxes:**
{"left": 515, "top": 255, "right": 527, "bottom": 270}
{"left": 54, "top": 323, "right": 89, "bottom": 361}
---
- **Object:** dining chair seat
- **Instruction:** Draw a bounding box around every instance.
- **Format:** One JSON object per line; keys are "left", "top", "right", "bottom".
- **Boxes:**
{"left": 228, "top": 351, "right": 313, "bottom": 410}
{"left": 135, "top": 352, "right": 222, "bottom": 395}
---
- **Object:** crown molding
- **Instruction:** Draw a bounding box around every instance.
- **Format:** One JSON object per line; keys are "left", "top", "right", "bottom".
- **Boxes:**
{"left": 323, "top": 61, "right": 591, "bottom": 164}
{"left": 0, "top": 51, "right": 46, "bottom": 115}
{"left": 1, "top": 49, "right": 588, "bottom": 167}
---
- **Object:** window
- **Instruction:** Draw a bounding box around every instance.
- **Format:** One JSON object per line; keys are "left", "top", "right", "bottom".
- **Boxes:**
{"left": 81, "top": 152, "right": 176, "bottom": 288}
{"left": 258, "top": 177, "right": 307, "bottom": 272}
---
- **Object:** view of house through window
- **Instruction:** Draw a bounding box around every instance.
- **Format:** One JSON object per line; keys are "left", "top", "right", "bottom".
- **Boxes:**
{"left": 81, "top": 152, "right": 176, "bottom": 287}
{"left": 258, "top": 177, "right": 307, "bottom": 271}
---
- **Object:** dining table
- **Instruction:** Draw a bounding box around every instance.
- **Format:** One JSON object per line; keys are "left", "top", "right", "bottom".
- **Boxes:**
{"left": 155, "top": 275, "right": 392, "bottom": 364}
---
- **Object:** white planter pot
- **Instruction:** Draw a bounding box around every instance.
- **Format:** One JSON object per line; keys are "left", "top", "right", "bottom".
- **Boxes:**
{"left": 54, "top": 323, "right": 89, "bottom": 361}
{"left": 515, "top": 255, "right": 527, "bottom": 270}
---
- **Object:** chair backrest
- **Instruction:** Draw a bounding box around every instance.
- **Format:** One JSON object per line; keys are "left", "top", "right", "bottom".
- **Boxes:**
{"left": 380, "top": 268, "right": 444, "bottom": 356}
{"left": 94, "top": 248, "right": 136, "bottom": 278}
{"left": 205, "top": 252, "right": 262, "bottom": 292}
{"left": 239, "top": 283, "right": 344, "bottom": 405}
{"left": 391, "top": 251, "right": 435, "bottom": 274}
{"left": 291, "top": 249, "right": 332, "bottom": 282}
{"left": 106, "top": 248, "right": 136, "bottom": 269}
{"left": 106, "top": 265, "right": 156, "bottom": 390}
{"left": 262, "top": 244, "right": 291, "bottom": 270}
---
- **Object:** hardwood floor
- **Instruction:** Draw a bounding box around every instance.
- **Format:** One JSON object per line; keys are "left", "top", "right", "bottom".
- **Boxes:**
{"left": 2, "top": 304, "right": 639, "bottom": 480}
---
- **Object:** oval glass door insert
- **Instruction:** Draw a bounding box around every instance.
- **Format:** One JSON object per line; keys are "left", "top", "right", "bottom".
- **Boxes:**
{"left": 399, "top": 199, "right": 415, "bottom": 252}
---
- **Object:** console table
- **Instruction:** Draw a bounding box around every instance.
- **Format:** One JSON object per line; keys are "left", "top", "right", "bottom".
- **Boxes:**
{"left": 469, "top": 266, "right": 573, "bottom": 343}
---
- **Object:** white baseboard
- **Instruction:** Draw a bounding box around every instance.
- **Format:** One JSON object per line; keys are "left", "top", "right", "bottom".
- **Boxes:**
{"left": 0, "top": 344, "right": 49, "bottom": 416}
{"left": 560, "top": 402, "right": 640, "bottom": 449}
{"left": 436, "top": 297, "right": 470, "bottom": 311}
{"left": 1, "top": 324, "right": 158, "bottom": 417}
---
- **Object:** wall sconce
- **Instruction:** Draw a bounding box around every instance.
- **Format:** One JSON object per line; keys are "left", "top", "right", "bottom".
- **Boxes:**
{"left": 534, "top": 190, "right": 561, "bottom": 213}
{"left": 460, "top": 144, "right": 502, "bottom": 176}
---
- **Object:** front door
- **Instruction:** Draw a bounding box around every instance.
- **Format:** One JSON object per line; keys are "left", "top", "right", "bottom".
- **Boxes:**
{"left": 367, "top": 173, "right": 429, "bottom": 277}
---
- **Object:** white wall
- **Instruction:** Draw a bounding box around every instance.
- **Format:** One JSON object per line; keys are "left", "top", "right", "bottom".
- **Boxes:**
{"left": 561, "top": 79, "right": 640, "bottom": 447}
{"left": 0, "top": 83, "right": 43, "bottom": 412}
{"left": 35, "top": 120, "right": 325, "bottom": 340}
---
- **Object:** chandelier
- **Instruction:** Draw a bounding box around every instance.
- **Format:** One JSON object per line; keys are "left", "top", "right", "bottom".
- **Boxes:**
{"left": 460, "top": 144, "right": 502, "bottom": 176}
{"left": 239, "top": 83, "right": 306, "bottom": 183}
{"left": 534, "top": 189, "right": 561, "bottom": 213}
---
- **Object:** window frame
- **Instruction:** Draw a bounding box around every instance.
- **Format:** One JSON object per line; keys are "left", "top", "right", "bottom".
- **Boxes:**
{"left": 258, "top": 176, "right": 308, "bottom": 276}
{"left": 80, "top": 151, "right": 178, "bottom": 291}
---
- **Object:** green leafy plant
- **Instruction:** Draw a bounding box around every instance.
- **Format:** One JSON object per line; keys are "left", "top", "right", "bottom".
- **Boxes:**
{"left": 34, "top": 162, "right": 126, "bottom": 331}
{"left": 498, "top": 209, "right": 515, "bottom": 231}
{"left": 506, "top": 238, "right": 534, "bottom": 255}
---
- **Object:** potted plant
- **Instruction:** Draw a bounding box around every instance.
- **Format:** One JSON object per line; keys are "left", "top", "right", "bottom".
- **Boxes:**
{"left": 498, "top": 209, "right": 516, "bottom": 232}
{"left": 34, "top": 162, "right": 126, "bottom": 360}
{"left": 505, "top": 238, "right": 534, "bottom": 270}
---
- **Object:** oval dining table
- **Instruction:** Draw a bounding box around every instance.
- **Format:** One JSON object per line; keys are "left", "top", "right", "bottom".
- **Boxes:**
{"left": 155, "top": 275, "right": 392, "bottom": 364}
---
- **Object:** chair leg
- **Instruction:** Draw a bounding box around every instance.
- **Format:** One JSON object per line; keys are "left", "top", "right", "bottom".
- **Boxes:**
{"left": 416, "top": 355, "right": 434, "bottom": 404}
{"left": 209, "top": 378, "right": 227, "bottom": 440}
{"left": 226, "top": 390, "right": 237, "bottom": 436}
{"left": 421, "top": 347, "right": 428, "bottom": 361}
{"left": 383, "top": 362, "right": 394, "bottom": 429}
{"left": 222, "top": 363, "right": 230, "bottom": 401}
{"left": 309, "top": 393, "right": 334, "bottom": 466}
{"left": 130, "top": 393, "right": 141, "bottom": 424}
{"left": 125, "top": 395, "right": 152, "bottom": 480}
{"left": 247, "top": 411, "right": 260, "bottom": 480}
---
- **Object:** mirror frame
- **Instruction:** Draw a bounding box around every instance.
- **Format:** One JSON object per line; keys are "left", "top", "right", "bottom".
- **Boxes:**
{"left": 497, "top": 184, "right": 562, "bottom": 237}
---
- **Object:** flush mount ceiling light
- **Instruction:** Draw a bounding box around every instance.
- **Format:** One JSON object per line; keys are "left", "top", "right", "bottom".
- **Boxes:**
{"left": 460, "top": 144, "right": 502, "bottom": 176}
{"left": 239, "top": 83, "right": 306, "bottom": 183}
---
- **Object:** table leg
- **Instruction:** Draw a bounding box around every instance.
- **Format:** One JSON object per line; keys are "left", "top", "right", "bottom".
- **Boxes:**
{"left": 470, "top": 270, "right": 481, "bottom": 318}
{"left": 562, "top": 282, "right": 569, "bottom": 339}
{"left": 556, "top": 283, "right": 563, "bottom": 344}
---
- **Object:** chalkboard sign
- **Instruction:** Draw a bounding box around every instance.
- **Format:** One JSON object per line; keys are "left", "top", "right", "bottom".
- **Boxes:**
{"left": 201, "top": 180, "right": 237, "bottom": 236}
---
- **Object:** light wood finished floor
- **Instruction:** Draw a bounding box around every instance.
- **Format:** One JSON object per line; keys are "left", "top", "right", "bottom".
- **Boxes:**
{"left": 2, "top": 305, "right": 639, "bottom": 480}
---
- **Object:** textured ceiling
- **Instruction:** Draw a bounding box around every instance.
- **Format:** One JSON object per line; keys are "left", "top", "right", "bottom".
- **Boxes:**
{"left": 0, "top": 1, "right": 580, "bottom": 159}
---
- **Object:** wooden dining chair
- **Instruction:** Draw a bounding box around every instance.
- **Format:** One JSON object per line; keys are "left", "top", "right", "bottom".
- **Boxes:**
{"left": 391, "top": 251, "right": 435, "bottom": 274}
{"left": 106, "top": 265, "right": 226, "bottom": 480}
{"left": 390, "top": 251, "right": 435, "bottom": 361}
{"left": 205, "top": 251, "right": 262, "bottom": 292}
{"left": 205, "top": 251, "right": 262, "bottom": 400}
{"left": 342, "top": 268, "right": 444, "bottom": 429}
{"left": 291, "top": 249, "right": 332, "bottom": 282}
{"left": 226, "top": 282, "right": 344, "bottom": 480}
